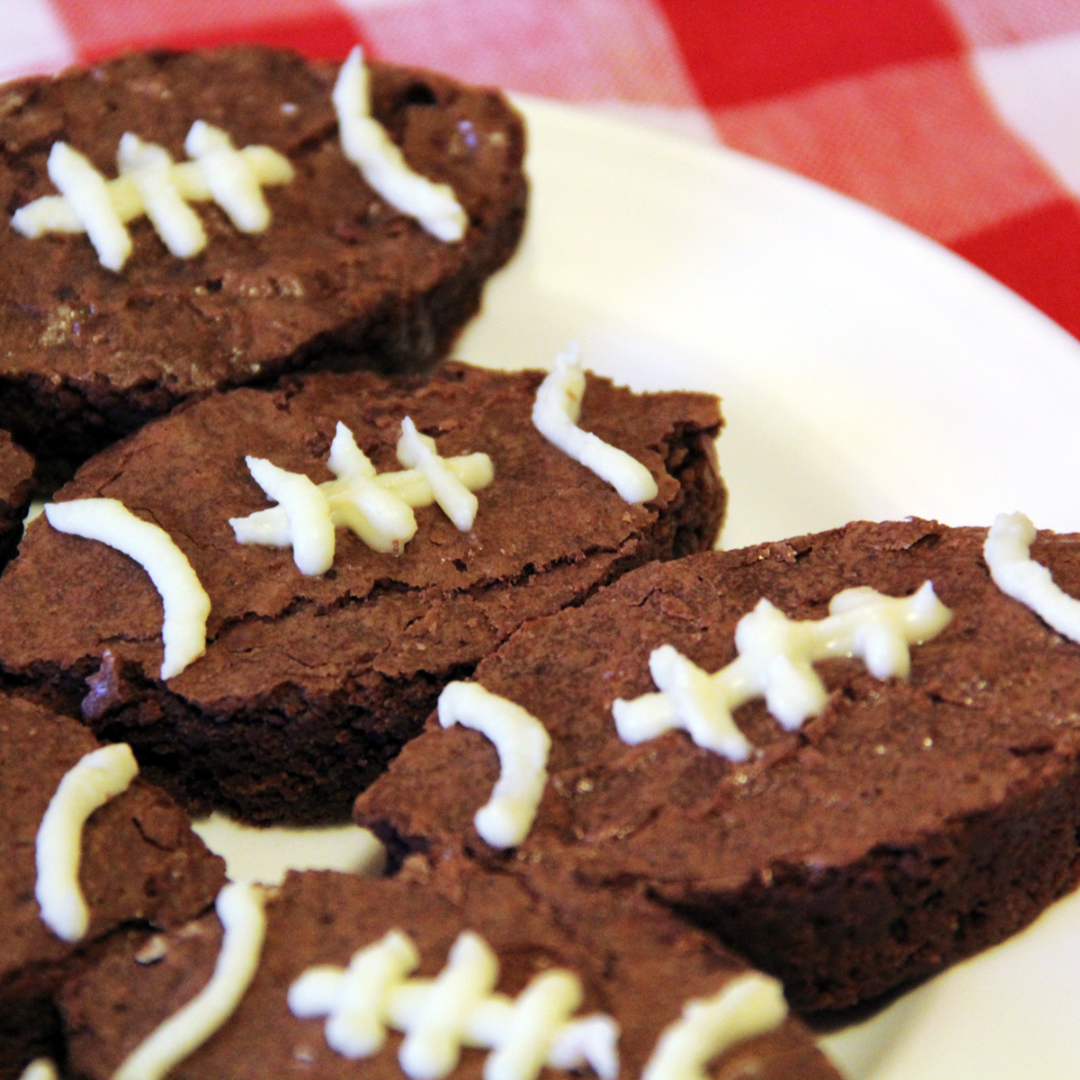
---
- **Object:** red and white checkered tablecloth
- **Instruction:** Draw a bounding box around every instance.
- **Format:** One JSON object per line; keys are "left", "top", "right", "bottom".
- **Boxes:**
{"left": 5, "top": 0, "right": 1080, "bottom": 340}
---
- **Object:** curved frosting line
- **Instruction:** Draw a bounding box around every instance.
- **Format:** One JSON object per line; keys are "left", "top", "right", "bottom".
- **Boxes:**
{"left": 532, "top": 345, "right": 658, "bottom": 504}
{"left": 333, "top": 46, "right": 466, "bottom": 243}
{"left": 113, "top": 883, "right": 267, "bottom": 1080}
{"left": 643, "top": 973, "right": 787, "bottom": 1080}
{"left": 35, "top": 743, "right": 139, "bottom": 942}
{"left": 438, "top": 681, "right": 550, "bottom": 848}
{"left": 984, "top": 511, "right": 1080, "bottom": 644}
{"left": 44, "top": 498, "right": 211, "bottom": 679}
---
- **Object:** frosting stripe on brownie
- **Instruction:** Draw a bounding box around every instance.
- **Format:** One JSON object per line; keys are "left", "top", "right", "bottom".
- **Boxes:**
{"left": 35, "top": 743, "right": 139, "bottom": 942}
{"left": 396, "top": 418, "right": 486, "bottom": 531}
{"left": 376, "top": 453, "right": 494, "bottom": 508}
{"left": 184, "top": 122, "right": 279, "bottom": 233}
{"left": 289, "top": 928, "right": 420, "bottom": 1057}
{"left": 12, "top": 125, "right": 293, "bottom": 270}
{"left": 614, "top": 581, "right": 951, "bottom": 755}
{"left": 985, "top": 512, "right": 1080, "bottom": 644}
{"left": 44, "top": 498, "right": 211, "bottom": 679}
{"left": 333, "top": 46, "right": 467, "bottom": 243}
{"left": 289, "top": 927, "right": 619, "bottom": 1080}
{"left": 230, "top": 421, "right": 494, "bottom": 562}
{"left": 42, "top": 143, "right": 131, "bottom": 271}
{"left": 438, "top": 681, "right": 551, "bottom": 848}
{"left": 117, "top": 134, "right": 207, "bottom": 257}
{"left": 242, "top": 456, "right": 337, "bottom": 576}
{"left": 643, "top": 973, "right": 787, "bottom": 1080}
{"left": 533, "top": 346, "right": 659, "bottom": 504}
{"left": 232, "top": 423, "right": 416, "bottom": 558}
{"left": 113, "top": 883, "right": 267, "bottom": 1080}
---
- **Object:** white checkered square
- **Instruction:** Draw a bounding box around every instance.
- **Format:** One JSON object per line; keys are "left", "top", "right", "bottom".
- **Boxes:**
{"left": 974, "top": 30, "right": 1080, "bottom": 198}
{"left": 0, "top": 0, "right": 75, "bottom": 82}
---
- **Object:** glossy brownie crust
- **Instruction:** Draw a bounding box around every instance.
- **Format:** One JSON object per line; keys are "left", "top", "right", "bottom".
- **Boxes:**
{"left": 0, "top": 694, "right": 225, "bottom": 1080}
{"left": 0, "top": 46, "right": 527, "bottom": 483}
{"left": 58, "top": 865, "right": 840, "bottom": 1080}
{"left": 0, "top": 430, "right": 33, "bottom": 566}
{"left": 356, "top": 519, "right": 1080, "bottom": 1012}
{"left": 0, "top": 363, "right": 724, "bottom": 825}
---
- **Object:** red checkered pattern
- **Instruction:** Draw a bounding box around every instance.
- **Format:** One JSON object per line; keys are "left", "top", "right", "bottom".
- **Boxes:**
{"left": 5, "top": 0, "right": 1080, "bottom": 337}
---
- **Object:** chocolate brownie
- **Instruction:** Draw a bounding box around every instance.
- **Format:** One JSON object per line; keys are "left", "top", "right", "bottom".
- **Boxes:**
{"left": 356, "top": 518, "right": 1080, "bottom": 1012}
{"left": 0, "top": 430, "right": 34, "bottom": 566}
{"left": 0, "top": 45, "right": 527, "bottom": 484}
{"left": 0, "top": 692, "right": 225, "bottom": 1080}
{"left": 0, "top": 362, "right": 724, "bottom": 825}
{"left": 57, "top": 863, "right": 841, "bottom": 1080}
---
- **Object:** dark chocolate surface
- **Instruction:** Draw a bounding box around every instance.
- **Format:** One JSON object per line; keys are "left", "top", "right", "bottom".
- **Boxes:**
{"left": 58, "top": 865, "right": 840, "bottom": 1080}
{"left": 0, "top": 46, "right": 527, "bottom": 481}
{"left": 0, "top": 362, "right": 724, "bottom": 824}
{"left": 0, "top": 692, "right": 225, "bottom": 1079}
{"left": 356, "top": 519, "right": 1080, "bottom": 1011}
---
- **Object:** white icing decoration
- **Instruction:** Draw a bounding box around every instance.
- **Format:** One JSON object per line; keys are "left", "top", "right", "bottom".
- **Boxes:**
{"left": 44, "top": 498, "right": 211, "bottom": 679}
{"left": 230, "top": 423, "right": 493, "bottom": 563}
{"left": 117, "top": 133, "right": 206, "bottom": 257}
{"left": 184, "top": 121, "right": 278, "bottom": 232}
{"left": 113, "top": 882, "right": 267, "bottom": 1080}
{"left": 397, "top": 417, "right": 481, "bottom": 531}
{"left": 323, "top": 422, "right": 421, "bottom": 552}
{"left": 35, "top": 743, "right": 139, "bottom": 942}
{"left": 333, "top": 46, "right": 467, "bottom": 243}
{"left": 984, "top": 511, "right": 1080, "bottom": 643}
{"left": 11, "top": 124, "right": 293, "bottom": 270}
{"left": 45, "top": 142, "right": 131, "bottom": 271}
{"left": 17, "top": 1060, "right": 59, "bottom": 1080}
{"left": 232, "top": 424, "right": 415, "bottom": 558}
{"left": 401, "top": 930, "right": 499, "bottom": 1080}
{"left": 289, "top": 928, "right": 619, "bottom": 1080}
{"left": 642, "top": 973, "right": 787, "bottom": 1080}
{"left": 241, "top": 456, "right": 336, "bottom": 576}
{"left": 532, "top": 345, "right": 659, "bottom": 504}
{"left": 376, "top": 453, "right": 494, "bottom": 508}
{"left": 438, "top": 681, "right": 550, "bottom": 848}
{"left": 641, "top": 644, "right": 753, "bottom": 762}
{"left": 290, "top": 929, "right": 420, "bottom": 1057}
{"left": 546, "top": 1015, "right": 620, "bottom": 1080}
{"left": 483, "top": 970, "right": 590, "bottom": 1080}
{"left": 614, "top": 582, "right": 951, "bottom": 756}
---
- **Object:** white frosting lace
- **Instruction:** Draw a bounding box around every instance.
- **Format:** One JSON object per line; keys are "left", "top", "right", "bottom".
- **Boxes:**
{"left": 230, "top": 421, "right": 493, "bottom": 573}
{"left": 289, "top": 927, "right": 619, "bottom": 1080}
{"left": 615, "top": 582, "right": 951, "bottom": 757}
{"left": 12, "top": 124, "right": 293, "bottom": 270}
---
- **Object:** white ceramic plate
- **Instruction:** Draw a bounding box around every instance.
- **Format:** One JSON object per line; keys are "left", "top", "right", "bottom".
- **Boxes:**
{"left": 199, "top": 99, "right": 1080, "bottom": 1079}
